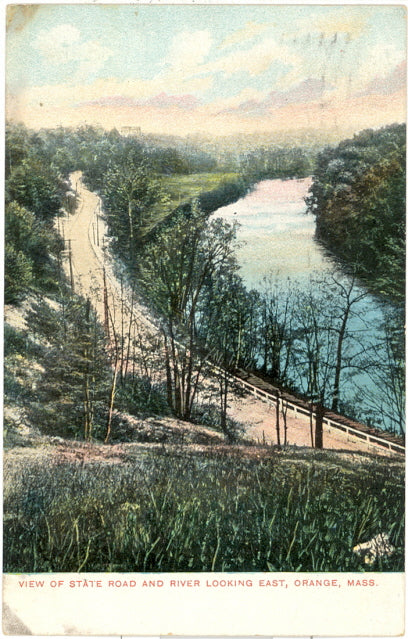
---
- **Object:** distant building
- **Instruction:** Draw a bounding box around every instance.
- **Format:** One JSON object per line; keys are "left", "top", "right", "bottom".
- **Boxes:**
{"left": 120, "top": 126, "right": 142, "bottom": 137}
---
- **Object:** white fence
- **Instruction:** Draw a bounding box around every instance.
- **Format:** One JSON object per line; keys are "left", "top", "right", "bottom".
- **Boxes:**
{"left": 211, "top": 364, "right": 405, "bottom": 455}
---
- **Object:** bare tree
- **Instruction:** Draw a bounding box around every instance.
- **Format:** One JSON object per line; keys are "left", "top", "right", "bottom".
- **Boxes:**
{"left": 139, "top": 201, "right": 239, "bottom": 421}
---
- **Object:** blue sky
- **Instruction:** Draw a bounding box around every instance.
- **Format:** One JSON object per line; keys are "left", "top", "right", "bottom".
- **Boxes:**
{"left": 6, "top": 4, "right": 406, "bottom": 136}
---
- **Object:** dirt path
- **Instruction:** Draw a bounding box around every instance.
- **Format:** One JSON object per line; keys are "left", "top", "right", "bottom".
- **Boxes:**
{"left": 60, "top": 172, "right": 156, "bottom": 335}
{"left": 60, "top": 173, "right": 396, "bottom": 457}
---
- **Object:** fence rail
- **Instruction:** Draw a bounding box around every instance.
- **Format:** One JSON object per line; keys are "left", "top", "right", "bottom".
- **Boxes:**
{"left": 210, "top": 364, "right": 405, "bottom": 455}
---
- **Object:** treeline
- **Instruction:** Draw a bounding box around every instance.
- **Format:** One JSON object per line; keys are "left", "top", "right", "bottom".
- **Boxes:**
{"left": 5, "top": 124, "right": 69, "bottom": 303}
{"left": 238, "top": 145, "right": 315, "bottom": 181}
{"left": 5, "top": 122, "right": 317, "bottom": 289}
{"left": 306, "top": 124, "right": 406, "bottom": 303}
{"left": 4, "top": 122, "right": 247, "bottom": 298}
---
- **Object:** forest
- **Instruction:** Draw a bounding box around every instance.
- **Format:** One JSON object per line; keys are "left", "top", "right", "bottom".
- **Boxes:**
{"left": 306, "top": 124, "right": 405, "bottom": 305}
{"left": 4, "top": 121, "right": 405, "bottom": 573}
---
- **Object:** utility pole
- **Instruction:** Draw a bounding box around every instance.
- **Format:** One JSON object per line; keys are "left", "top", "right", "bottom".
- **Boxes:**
{"left": 103, "top": 266, "right": 110, "bottom": 339}
{"left": 96, "top": 209, "right": 100, "bottom": 246}
{"left": 67, "top": 239, "right": 75, "bottom": 293}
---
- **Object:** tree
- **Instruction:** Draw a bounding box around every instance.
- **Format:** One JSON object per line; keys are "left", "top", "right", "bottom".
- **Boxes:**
{"left": 258, "top": 276, "right": 296, "bottom": 384}
{"left": 27, "top": 297, "right": 110, "bottom": 440}
{"left": 306, "top": 124, "right": 405, "bottom": 303}
{"left": 325, "top": 273, "right": 368, "bottom": 413}
{"left": 4, "top": 244, "right": 33, "bottom": 304}
{"left": 357, "top": 307, "right": 405, "bottom": 435}
{"left": 102, "top": 156, "right": 170, "bottom": 256}
{"left": 6, "top": 157, "right": 64, "bottom": 220}
{"left": 139, "top": 201, "right": 239, "bottom": 421}
{"left": 5, "top": 201, "right": 63, "bottom": 302}
{"left": 291, "top": 282, "right": 334, "bottom": 448}
{"left": 198, "top": 271, "right": 258, "bottom": 439}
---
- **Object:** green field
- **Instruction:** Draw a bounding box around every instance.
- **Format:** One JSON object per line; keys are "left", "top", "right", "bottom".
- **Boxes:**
{"left": 139, "top": 171, "right": 240, "bottom": 236}
{"left": 163, "top": 172, "right": 240, "bottom": 208}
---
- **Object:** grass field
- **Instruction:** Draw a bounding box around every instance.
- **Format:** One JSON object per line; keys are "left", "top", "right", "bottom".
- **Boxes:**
{"left": 163, "top": 172, "right": 240, "bottom": 208}
{"left": 4, "top": 444, "right": 404, "bottom": 573}
{"left": 140, "top": 171, "right": 241, "bottom": 236}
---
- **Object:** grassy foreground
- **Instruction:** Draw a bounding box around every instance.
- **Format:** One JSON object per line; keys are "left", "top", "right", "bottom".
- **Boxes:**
{"left": 3, "top": 444, "right": 404, "bottom": 573}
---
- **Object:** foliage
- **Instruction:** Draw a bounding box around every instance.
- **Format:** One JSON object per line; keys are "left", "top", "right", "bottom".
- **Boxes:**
{"left": 238, "top": 146, "right": 315, "bottom": 181}
{"left": 138, "top": 200, "right": 239, "bottom": 421}
{"left": 306, "top": 124, "right": 405, "bottom": 303}
{"left": 6, "top": 156, "right": 64, "bottom": 221}
{"left": 4, "top": 448, "right": 404, "bottom": 572}
{"left": 102, "top": 155, "right": 170, "bottom": 256}
{"left": 5, "top": 124, "right": 68, "bottom": 304}
{"left": 5, "top": 202, "right": 63, "bottom": 302}
{"left": 4, "top": 244, "right": 34, "bottom": 304}
{"left": 148, "top": 145, "right": 217, "bottom": 175}
{"left": 115, "top": 377, "right": 171, "bottom": 419}
{"left": 357, "top": 306, "right": 405, "bottom": 435}
{"left": 26, "top": 297, "right": 111, "bottom": 440}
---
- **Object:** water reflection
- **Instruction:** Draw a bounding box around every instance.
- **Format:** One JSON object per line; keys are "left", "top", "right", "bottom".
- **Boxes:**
{"left": 212, "top": 177, "right": 331, "bottom": 286}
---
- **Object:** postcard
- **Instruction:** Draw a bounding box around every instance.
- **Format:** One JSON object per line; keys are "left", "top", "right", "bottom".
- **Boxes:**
{"left": 3, "top": 2, "right": 405, "bottom": 636}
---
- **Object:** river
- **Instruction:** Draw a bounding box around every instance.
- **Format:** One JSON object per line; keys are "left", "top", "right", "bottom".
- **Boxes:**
{"left": 212, "top": 177, "right": 331, "bottom": 287}
{"left": 211, "top": 177, "right": 403, "bottom": 434}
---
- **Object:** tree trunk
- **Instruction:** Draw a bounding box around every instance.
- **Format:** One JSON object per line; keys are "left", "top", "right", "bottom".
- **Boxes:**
{"left": 332, "top": 308, "right": 349, "bottom": 412}
{"left": 163, "top": 333, "right": 174, "bottom": 411}
{"left": 220, "top": 372, "right": 229, "bottom": 438}
{"left": 315, "top": 403, "right": 324, "bottom": 449}
{"left": 105, "top": 364, "right": 119, "bottom": 444}
{"left": 275, "top": 390, "right": 281, "bottom": 447}
{"left": 127, "top": 200, "right": 134, "bottom": 245}
{"left": 309, "top": 404, "right": 314, "bottom": 448}
{"left": 282, "top": 401, "right": 288, "bottom": 445}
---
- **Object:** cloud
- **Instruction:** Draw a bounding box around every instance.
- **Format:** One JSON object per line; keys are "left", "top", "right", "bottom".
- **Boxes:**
{"left": 220, "top": 22, "right": 270, "bottom": 49}
{"left": 218, "top": 77, "right": 328, "bottom": 117}
{"left": 34, "top": 24, "right": 81, "bottom": 60}
{"left": 144, "top": 93, "right": 199, "bottom": 110}
{"left": 168, "top": 30, "right": 212, "bottom": 74}
{"left": 203, "top": 37, "right": 299, "bottom": 78}
{"left": 209, "top": 88, "right": 270, "bottom": 113}
{"left": 357, "top": 61, "right": 406, "bottom": 97}
{"left": 295, "top": 8, "right": 370, "bottom": 41}
{"left": 79, "top": 92, "right": 200, "bottom": 111}
{"left": 357, "top": 43, "right": 405, "bottom": 85}
{"left": 33, "top": 23, "right": 113, "bottom": 79}
{"left": 8, "top": 82, "right": 405, "bottom": 138}
{"left": 16, "top": 74, "right": 212, "bottom": 114}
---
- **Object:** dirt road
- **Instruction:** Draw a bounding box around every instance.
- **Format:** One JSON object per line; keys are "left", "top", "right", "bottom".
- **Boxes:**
{"left": 61, "top": 172, "right": 157, "bottom": 333}
{"left": 61, "top": 173, "right": 396, "bottom": 456}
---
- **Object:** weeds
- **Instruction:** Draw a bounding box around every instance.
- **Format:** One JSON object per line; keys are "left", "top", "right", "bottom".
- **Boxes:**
{"left": 3, "top": 448, "right": 404, "bottom": 573}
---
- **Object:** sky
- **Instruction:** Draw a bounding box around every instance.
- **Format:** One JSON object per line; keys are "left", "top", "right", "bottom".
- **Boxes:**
{"left": 6, "top": 3, "right": 407, "bottom": 138}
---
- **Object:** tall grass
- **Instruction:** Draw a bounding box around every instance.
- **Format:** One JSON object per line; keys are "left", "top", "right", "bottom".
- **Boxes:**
{"left": 3, "top": 448, "right": 404, "bottom": 572}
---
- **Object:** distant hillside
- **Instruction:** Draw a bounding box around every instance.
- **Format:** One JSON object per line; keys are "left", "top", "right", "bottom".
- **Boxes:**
{"left": 306, "top": 124, "right": 405, "bottom": 303}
